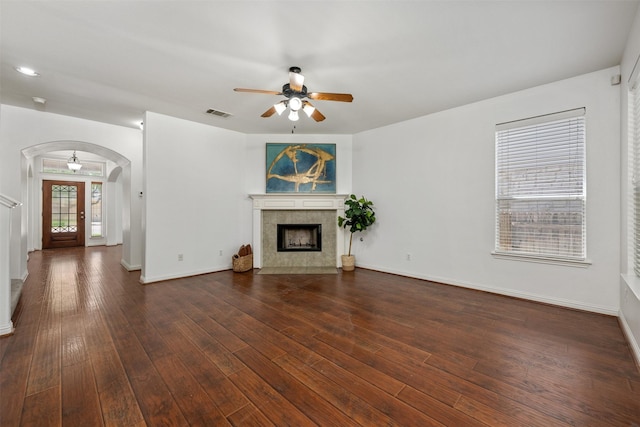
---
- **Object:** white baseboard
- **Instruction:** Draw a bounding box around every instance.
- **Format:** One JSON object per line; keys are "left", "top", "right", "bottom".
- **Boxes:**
{"left": 619, "top": 311, "right": 640, "bottom": 372}
{"left": 120, "top": 259, "right": 141, "bottom": 271}
{"left": 140, "top": 265, "right": 231, "bottom": 285}
{"left": 355, "top": 263, "right": 619, "bottom": 316}
{"left": 0, "top": 321, "right": 14, "bottom": 337}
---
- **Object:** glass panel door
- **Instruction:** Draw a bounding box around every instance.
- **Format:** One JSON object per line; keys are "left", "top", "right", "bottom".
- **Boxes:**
{"left": 43, "top": 180, "right": 85, "bottom": 249}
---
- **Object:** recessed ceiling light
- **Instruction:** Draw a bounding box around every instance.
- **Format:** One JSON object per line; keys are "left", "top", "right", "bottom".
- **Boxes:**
{"left": 15, "top": 66, "right": 40, "bottom": 77}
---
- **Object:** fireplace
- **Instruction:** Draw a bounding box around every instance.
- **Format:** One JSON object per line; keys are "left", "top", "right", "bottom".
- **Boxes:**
{"left": 250, "top": 194, "right": 348, "bottom": 269}
{"left": 277, "top": 224, "right": 322, "bottom": 252}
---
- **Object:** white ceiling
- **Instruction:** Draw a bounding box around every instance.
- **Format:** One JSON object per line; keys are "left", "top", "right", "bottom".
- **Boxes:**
{"left": 1, "top": 1, "right": 638, "bottom": 135}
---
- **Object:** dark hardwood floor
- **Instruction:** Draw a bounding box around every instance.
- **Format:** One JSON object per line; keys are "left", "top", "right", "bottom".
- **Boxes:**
{"left": 1, "top": 246, "right": 639, "bottom": 426}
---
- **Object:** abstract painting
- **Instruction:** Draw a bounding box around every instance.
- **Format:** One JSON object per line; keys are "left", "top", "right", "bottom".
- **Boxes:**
{"left": 266, "top": 143, "right": 336, "bottom": 193}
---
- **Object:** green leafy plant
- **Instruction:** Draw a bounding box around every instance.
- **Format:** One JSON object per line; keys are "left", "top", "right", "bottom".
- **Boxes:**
{"left": 338, "top": 194, "right": 376, "bottom": 256}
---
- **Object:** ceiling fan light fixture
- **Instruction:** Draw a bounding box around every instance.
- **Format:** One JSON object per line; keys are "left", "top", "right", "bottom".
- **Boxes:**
{"left": 234, "top": 66, "right": 353, "bottom": 123}
{"left": 289, "top": 97, "right": 302, "bottom": 111}
{"left": 289, "top": 70, "right": 305, "bottom": 90}
{"left": 303, "top": 103, "right": 316, "bottom": 118}
{"left": 67, "top": 151, "right": 82, "bottom": 172}
{"left": 274, "top": 101, "right": 286, "bottom": 115}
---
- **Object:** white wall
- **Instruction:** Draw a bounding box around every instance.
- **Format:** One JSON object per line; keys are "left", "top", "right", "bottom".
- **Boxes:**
{"left": 141, "top": 112, "right": 247, "bottom": 283}
{"left": 353, "top": 67, "right": 621, "bottom": 315}
{"left": 0, "top": 105, "right": 143, "bottom": 277}
{"left": 620, "top": 5, "right": 640, "bottom": 367}
{"left": 141, "top": 120, "right": 352, "bottom": 282}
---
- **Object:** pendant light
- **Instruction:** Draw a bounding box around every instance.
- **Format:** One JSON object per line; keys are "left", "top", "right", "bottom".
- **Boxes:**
{"left": 67, "top": 151, "right": 82, "bottom": 172}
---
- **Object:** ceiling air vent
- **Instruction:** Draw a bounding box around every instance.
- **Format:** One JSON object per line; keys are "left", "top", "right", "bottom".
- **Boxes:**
{"left": 206, "top": 108, "right": 232, "bottom": 118}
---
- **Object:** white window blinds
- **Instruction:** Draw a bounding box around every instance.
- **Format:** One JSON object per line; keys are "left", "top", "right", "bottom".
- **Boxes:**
{"left": 631, "top": 77, "right": 640, "bottom": 275}
{"left": 495, "top": 108, "right": 586, "bottom": 260}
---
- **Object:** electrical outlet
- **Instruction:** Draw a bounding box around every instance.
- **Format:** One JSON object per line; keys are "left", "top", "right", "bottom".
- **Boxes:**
{"left": 219, "top": 250, "right": 223, "bottom": 256}
{"left": 406, "top": 253, "right": 411, "bottom": 261}
{"left": 178, "top": 254, "right": 184, "bottom": 261}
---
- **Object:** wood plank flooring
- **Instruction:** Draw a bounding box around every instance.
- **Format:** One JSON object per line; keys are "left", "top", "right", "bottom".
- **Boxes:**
{"left": 1, "top": 245, "right": 639, "bottom": 426}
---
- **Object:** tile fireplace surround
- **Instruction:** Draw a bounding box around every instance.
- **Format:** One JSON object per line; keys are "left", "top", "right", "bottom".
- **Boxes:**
{"left": 250, "top": 194, "right": 348, "bottom": 269}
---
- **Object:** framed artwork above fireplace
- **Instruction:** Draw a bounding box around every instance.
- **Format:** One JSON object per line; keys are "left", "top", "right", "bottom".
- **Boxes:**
{"left": 266, "top": 143, "right": 336, "bottom": 193}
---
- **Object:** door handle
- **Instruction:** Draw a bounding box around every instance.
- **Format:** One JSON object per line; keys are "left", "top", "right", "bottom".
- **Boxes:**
{"left": 80, "top": 211, "right": 85, "bottom": 220}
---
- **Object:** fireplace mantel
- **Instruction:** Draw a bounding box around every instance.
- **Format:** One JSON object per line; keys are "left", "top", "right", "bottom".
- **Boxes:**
{"left": 249, "top": 194, "right": 348, "bottom": 268}
{"left": 249, "top": 194, "right": 349, "bottom": 210}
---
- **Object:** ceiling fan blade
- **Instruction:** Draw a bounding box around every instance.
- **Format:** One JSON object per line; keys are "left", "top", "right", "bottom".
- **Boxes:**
{"left": 234, "top": 88, "right": 282, "bottom": 95}
{"left": 302, "top": 101, "right": 326, "bottom": 122}
{"left": 310, "top": 108, "right": 326, "bottom": 122}
{"left": 307, "top": 92, "right": 354, "bottom": 102}
{"left": 289, "top": 71, "right": 305, "bottom": 92}
{"left": 261, "top": 106, "right": 277, "bottom": 117}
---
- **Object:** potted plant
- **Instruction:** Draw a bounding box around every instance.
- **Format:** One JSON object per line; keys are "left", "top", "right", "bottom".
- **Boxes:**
{"left": 338, "top": 194, "right": 376, "bottom": 271}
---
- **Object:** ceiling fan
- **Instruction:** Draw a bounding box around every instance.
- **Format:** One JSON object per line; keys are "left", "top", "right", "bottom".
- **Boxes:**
{"left": 234, "top": 66, "right": 353, "bottom": 122}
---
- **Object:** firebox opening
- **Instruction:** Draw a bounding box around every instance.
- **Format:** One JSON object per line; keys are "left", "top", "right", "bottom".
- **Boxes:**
{"left": 277, "top": 224, "right": 322, "bottom": 252}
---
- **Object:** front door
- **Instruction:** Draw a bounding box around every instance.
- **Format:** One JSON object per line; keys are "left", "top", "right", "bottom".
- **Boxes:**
{"left": 43, "top": 180, "right": 85, "bottom": 249}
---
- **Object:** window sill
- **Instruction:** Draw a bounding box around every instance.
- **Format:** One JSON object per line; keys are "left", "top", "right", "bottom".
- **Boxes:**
{"left": 491, "top": 251, "right": 592, "bottom": 268}
{"left": 621, "top": 273, "right": 640, "bottom": 301}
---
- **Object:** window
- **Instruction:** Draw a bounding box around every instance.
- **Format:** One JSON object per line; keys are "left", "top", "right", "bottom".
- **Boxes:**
{"left": 631, "top": 75, "right": 640, "bottom": 276}
{"left": 91, "top": 182, "right": 103, "bottom": 238}
{"left": 51, "top": 184, "right": 78, "bottom": 233}
{"left": 495, "top": 108, "right": 586, "bottom": 261}
{"left": 42, "top": 157, "right": 104, "bottom": 177}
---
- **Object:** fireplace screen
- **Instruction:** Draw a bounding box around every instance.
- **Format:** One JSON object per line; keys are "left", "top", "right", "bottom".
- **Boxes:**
{"left": 277, "top": 224, "right": 322, "bottom": 252}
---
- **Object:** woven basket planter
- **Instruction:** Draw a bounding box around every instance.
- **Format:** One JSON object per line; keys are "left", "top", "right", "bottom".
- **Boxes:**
{"left": 232, "top": 254, "right": 253, "bottom": 272}
{"left": 341, "top": 255, "right": 355, "bottom": 271}
{"left": 232, "top": 244, "right": 253, "bottom": 272}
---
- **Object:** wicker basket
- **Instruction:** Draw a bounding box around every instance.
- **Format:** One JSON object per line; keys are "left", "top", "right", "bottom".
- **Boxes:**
{"left": 232, "top": 254, "right": 253, "bottom": 272}
{"left": 232, "top": 244, "right": 253, "bottom": 272}
{"left": 341, "top": 254, "right": 355, "bottom": 271}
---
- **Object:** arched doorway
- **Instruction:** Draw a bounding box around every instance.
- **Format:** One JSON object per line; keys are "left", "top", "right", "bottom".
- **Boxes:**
{"left": 20, "top": 140, "right": 138, "bottom": 271}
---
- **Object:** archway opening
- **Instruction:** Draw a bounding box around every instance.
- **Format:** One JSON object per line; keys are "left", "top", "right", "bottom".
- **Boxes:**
{"left": 20, "top": 141, "right": 137, "bottom": 272}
